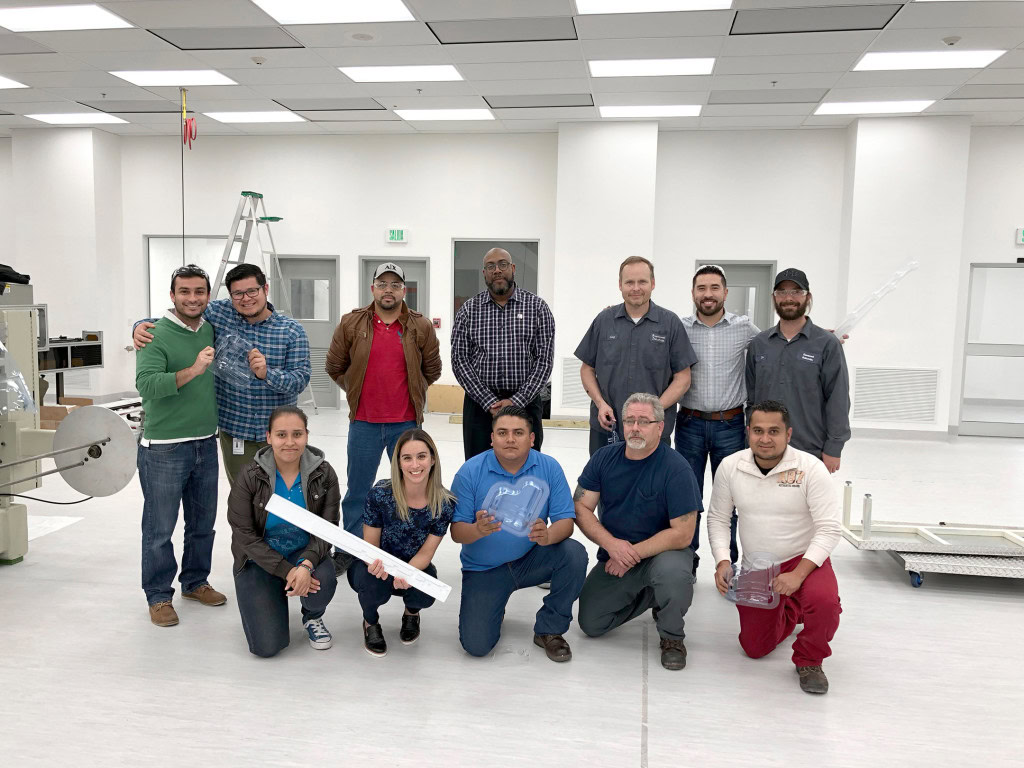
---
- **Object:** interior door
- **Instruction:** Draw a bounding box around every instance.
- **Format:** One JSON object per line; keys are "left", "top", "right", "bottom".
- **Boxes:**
{"left": 276, "top": 256, "right": 340, "bottom": 409}
{"left": 695, "top": 261, "right": 775, "bottom": 331}
{"left": 360, "top": 257, "right": 430, "bottom": 315}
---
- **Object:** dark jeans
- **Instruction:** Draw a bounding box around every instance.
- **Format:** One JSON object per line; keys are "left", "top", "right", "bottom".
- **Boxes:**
{"left": 234, "top": 559, "right": 338, "bottom": 658}
{"left": 459, "top": 538, "right": 588, "bottom": 657}
{"left": 348, "top": 559, "right": 439, "bottom": 624}
{"left": 578, "top": 549, "right": 695, "bottom": 641}
{"left": 463, "top": 391, "right": 544, "bottom": 461}
{"left": 341, "top": 419, "right": 417, "bottom": 535}
{"left": 138, "top": 437, "right": 218, "bottom": 605}
{"left": 674, "top": 412, "right": 745, "bottom": 566}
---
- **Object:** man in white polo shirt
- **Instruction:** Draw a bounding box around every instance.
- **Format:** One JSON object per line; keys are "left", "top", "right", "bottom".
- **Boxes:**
{"left": 707, "top": 400, "right": 842, "bottom": 695}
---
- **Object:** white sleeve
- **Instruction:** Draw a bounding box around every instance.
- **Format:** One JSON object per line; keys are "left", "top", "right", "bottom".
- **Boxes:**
{"left": 707, "top": 456, "right": 737, "bottom": 566}
{"left": 802, "top": 459, "right": 842, "bottom": 566}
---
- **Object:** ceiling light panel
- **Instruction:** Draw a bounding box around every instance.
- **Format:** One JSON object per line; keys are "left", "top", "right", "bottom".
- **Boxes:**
{"left": 26, "top": 112, "right": 128, "bottom": 124}
{"left": 428, "top": 17, "right": 578, "bottom": 44}
{"left": 339, "top": 65, "right": 463, "bottom": 82}
{"left": 815, "top": 100, "right": 934, "bottom": 115}
{"left": 205, "top": 111, "right": 305, "bottom": 123}
{"left": 589, "top": 58, "right": 715, "bottom": 77}
{"left": 855, "top": 51, "right": 1007, "bottom": 70}
{"left": 250, "top": 0, "right": 414, "bottom": 24}
{"left": 110, "top": 70, "right": 237, "bottom": 86}
{"left": 394, "top": 108, "right": 494, "bottom": 120}
{"left": 577, "top": 1, "right": 732, "bottom": 12}
{"left": 0, "top": 75, "right": 29, "bottom": 89}
{"left": 600, "top": 104, "right": 701, "bottom": 117}
{"left": 0, "top": 4, "right": 132, "bottom": 32}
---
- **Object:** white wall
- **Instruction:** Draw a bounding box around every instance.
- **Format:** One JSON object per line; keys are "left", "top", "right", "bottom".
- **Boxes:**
{"left": 119, "top": 133, "right": 558, "bottom": 391}
{"left": 0, "top": 139, "right": 12, "bottom": 259}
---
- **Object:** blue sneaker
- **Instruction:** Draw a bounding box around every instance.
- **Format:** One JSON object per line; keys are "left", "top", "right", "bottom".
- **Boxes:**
{"left": 304, "top": 618, "right": 333, "bottom": 650}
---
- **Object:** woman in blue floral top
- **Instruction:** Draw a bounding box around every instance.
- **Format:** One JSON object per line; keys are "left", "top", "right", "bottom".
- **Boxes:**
{"left": 348, "top": 428, "right": 455, "bottom": 657}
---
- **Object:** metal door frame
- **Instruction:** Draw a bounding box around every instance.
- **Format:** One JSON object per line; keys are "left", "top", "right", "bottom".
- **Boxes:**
{"left": 359, "top": 256, "right": 431, "bottom": 317}
{"left": 693, "top": 259, "right": 777, "bottom": 330}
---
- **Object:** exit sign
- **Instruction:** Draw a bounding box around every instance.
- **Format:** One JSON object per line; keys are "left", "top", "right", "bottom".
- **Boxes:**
{"left": 1017, "top": 228, "right": 1024, "bottom": 245}
{"left": 386, "top": 228, "right": 408, "bottom": 244}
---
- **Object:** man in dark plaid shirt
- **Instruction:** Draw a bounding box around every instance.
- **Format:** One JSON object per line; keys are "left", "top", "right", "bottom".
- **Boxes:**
{"left": 451, "top": 248, "right": 555, "bottom": 460}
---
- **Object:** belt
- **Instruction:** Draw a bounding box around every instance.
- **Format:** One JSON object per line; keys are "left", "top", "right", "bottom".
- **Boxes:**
{"left": 680, "top": 405, "right": 744, "bottom": 421}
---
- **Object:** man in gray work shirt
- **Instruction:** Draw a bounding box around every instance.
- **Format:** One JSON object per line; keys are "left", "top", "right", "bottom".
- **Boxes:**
{"left": 745, "top": 268, "right": 850, "bottom": 473}
{"left": 576, "top": 256, "right": 697, "bottom": 456}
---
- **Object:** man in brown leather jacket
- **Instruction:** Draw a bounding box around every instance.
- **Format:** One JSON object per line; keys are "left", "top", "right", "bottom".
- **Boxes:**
{"left": 325, "top": 262, "right": 442, "bottom": 573}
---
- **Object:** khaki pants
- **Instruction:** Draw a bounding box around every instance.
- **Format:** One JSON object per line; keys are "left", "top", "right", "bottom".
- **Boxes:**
{"left": 218, "top": 431, "right": 268, "bottom": 487}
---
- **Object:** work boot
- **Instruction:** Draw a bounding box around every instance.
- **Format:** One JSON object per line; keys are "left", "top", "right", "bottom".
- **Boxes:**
{"left": 400, "top": 611, "right": 421, "bottom": 645}
{"left": 533, "top": 633, "right": 572, "bottom": 662}
{"left": 149, "top": 601, "right": 179, "bottom": 627}
{"left": 659, "top": 637, "right": 687, "bottom": 670}
{"left": 181, "top": 584, "right": 227, "bottom": 606}
{"left": 797, "top": 665, "right": 829, "bottom": 694}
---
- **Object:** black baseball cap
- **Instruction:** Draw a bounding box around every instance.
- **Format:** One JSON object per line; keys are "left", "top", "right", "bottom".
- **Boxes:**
{"left": 774, "top": 268, "right": 809, "bottom": 291}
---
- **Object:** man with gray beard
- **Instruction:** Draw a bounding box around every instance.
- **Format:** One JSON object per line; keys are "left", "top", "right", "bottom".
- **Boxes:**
{"left": 572, "top": 393, "right": 702, "bottom": 671}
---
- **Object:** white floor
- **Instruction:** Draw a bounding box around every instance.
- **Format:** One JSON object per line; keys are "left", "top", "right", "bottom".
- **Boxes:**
{"left": 2, "top": 413, "right": 1023, "bottom": 767}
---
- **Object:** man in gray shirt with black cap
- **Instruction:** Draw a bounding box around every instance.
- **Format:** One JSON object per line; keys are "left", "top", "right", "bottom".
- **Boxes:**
{"left": 745, "top": 268, "right": 850, "bottom": 473}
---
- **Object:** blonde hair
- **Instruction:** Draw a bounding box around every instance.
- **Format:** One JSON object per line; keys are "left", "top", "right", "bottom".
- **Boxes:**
{"left": 389, "top": 429, "right": 455, "bottom": 522}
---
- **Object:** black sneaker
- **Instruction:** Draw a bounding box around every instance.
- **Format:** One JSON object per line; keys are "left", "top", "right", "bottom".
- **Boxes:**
{"left": 400, "top": 612, "right": 421, "bottom": 645}
{"left": 363, "top": 622, "right": 387, "bottom": 657}
{"left": 332, "top": 550, "right": 354, "bottom": 577}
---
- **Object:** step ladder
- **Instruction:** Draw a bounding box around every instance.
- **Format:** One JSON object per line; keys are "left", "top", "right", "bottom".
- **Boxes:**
{"left": 211, "top": 191, "right": 318, "bottom": 414}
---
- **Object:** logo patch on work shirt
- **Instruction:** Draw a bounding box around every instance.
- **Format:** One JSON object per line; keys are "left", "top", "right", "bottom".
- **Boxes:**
{"left": 777, "top": 469, "right": 805, "bottom": 488}
{"left": 801, "top": 353, "right": 816, "bottom": 362}
{"left": 651, "top": 333, "right": 666, "bottom": 344}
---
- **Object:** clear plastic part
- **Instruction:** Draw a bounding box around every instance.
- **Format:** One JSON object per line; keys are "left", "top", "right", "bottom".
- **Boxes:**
{"left": 725, "top": 552, "right": 781, "bottom": 610}
{"left": 832, "top": 260, "right": 919, "bottom": 340}
{"left": 211, "top": 333, "right": 254, "bottom": 388}
{"left": 0, "top": 339, "right": 37, "bottom": 416}
{"left": 482, "top": 477, "right": 550, "bottom": 537}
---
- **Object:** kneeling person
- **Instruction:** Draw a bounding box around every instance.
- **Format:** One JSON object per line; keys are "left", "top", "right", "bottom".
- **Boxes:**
{"left": 708, "top": 400, "right": 842, "bottom": 694}
{"left": 228, "top": 406, "right": 340, "bottom": 657}
{"left": 349, "top": 429, "right": 455, "bottom": 657}
{"left": 451, "top": 406, "right": 588, "bottom": 662}
{"left": 574, "top": 393, "right": 701, "bottom": 671}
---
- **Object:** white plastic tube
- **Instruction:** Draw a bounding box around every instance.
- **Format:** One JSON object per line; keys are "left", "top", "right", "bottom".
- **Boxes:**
{"left": 833, "top": 260, "right": 919, "bottom": 340}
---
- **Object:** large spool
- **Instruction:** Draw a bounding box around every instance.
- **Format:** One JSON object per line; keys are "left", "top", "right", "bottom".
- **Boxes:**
{"left": 52, "top": 406, "right": 137, "bottom": 497}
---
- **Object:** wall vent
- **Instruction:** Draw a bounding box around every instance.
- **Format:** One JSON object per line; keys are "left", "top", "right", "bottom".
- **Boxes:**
{"left": 853, "top": 367, "right": 938, "bottom": 422}
{"left": 560, "top": 357, "right": 590, "bottom": 409}
{"left": 309, "top": 348, "right": 333, "bottom": 391}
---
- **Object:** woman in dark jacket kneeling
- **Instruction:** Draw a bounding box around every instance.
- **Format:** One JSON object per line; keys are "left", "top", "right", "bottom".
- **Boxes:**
{"left": 228, "top": 405, "right": 340, "bottom": 657}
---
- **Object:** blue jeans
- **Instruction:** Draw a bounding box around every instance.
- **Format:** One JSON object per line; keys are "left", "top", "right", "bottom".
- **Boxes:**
{"left": 348, "top": 560, "right": 439, "bottom": 624}
{"left": 674, "top": 412, "right": 745, "bottom": 567}
{"left": 459, "top": 539, "right": 588, "bottom": 657}
{"left": 234, "top": 559, "right": 337, "bottom": 657}
{"left": 138, "top": 437, "right": 218, "bottom": 605}
{"left": 341, "top": 419, "right": 417, "bottom": 535}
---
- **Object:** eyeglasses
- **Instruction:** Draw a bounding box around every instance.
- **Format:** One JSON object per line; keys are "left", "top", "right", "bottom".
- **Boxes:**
{"left": 483, "top": 260, "right": 512, "bottom": 273}
{"left": 230, "top": 287, "right": 262, "bottom": 300}
{"left": 773, "top": 289, "right": 807, "bottom": 298}
{"left": 374, "top": 281, "right": 404, "bottom": 291}
{"left": 622, "top": 417, "right": 660, "bottom": 428}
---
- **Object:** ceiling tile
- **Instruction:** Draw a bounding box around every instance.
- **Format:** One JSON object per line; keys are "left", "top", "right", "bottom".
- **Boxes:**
{"left": 702, "top": 102, "right": 815, "bottom": 116}
{"left": 109, "top": 111, "right": 181, "bottom": 124}
{"left": 699, "top": 114, "right": 808, "bottom": 128}
{"left": 888, "top": 1, "right": 1024, "bottom": 30}
{"left": 315, "top": 45, "right": 450, "bottom": 66}
{"left": 0, "top": 89, "right": 72, "bottom": 103}
{"left": 217, "top": 67, "right": 348, "bottom": 86}
{"left": 11, "top": 70, "right": 126, "bottom": 88}
{"left": 458, "top": 60, "right": 586, "bottom": 80}
{"left": 44, "top": 85, "right": 163, "bottom": 100}
{"left": 186, "top": 48, "right": 331, "bottom": 68}
{"left": 731, "top": 5, "right": 899, "bottom": 36}
{"left": 592, "top": 90, "right": 707, "bottom": 106}
{"left": 498, "top": 119, "right": 559, "bottom": 131}
{"left": 5, "top": 101, "right": 87, "bottom": 114}
{"left": 974, "top": 111, "right": 1024, "bottom": 124}
{"left": 81, "top": 98, "right": 178, "bottom": 112}
{"left": 991, "top": 50, "right": 1024, "bottom": 69}
{"left": 248, "top": 83, "right": 370, "bottom": 99}
{"left": 581, "top": 36, "right": 722, "bottom": 59}
{"left": 826, "top": 85, "right": 958, "bottom": 101}
{"left": 150, "top": 26, "right": 302, "bottom": 50}
{"left": 833, "top": 69, "right": 977, "bottom": 89}
{"left": 357, "top": 81, "right": 479, "bottom": 97}
{"left": 484, "top": 93, "right": 593, "bottom": 108}
{"left": 20, "top": 29, "right": 174, "bottom": 52}
{"left": 0, "top": 35, "right": 52, "bottom": 55}
{"left": 315, "top": 120, "right": 415, "bottom": 133}
{"left": 69, "top": 50, "right": 208, "bottom": 69}
{"left": 274, "top": 97, "right": 383, "bottom": 110}
{"left": 948, "top": 84, "right": 1024, "bottom": 100}
{"left": 182, "top": 96, "right": 285, "bottom": 110}
{"left": 477, "top": 78, "right": 591, "bottom": 95}
{"left": 284, "top": 22, "right": 438, "bottom": 48}
{"left": 710, "top": 72, "right": 842, "bottom": 90}
{"left": 721, "top": 30, "right": 877, "bottom": 57}
{"left": 294, "top": 109, "right": 399, "bottom": 121}
{"left": 927, "top": 98, "right": 1024, "bottom": 112}
{"left": 405, "top": 0, "right": 573, "bottom": 22}
{"left": 444, "top": 40, "right": 581, "bottom": 63}
{"left": 493, "top": 105, "right": 596, "bottom": 119}
{"left": 575, "top": 10, "right": 734, "bottom": 40}
{"left": 708, "top": 87, "right": 827, "bottom": 104}
{"left": 715, "top": 53, "right": 858, "bottom": 75}
{"left": 377, "top": 94, "right": 487, "bottom": 108}
{"left": 802, "top": 114, "right": 856, "bottom": 127}
{"left": 0, "top": 53, "right": 92, "bottom": 71}
{"left": 142, "top": 85, "right": 264, "bottom": 100}
{"left": 869, "top": 26, "right": 1024, "bottom": 53}
{"left": 405, "top": 120, "right": 506, "bottom": 132}
{"left": 969, "top": 68, "right": 1024, "bottom": 85}
{"left": 103, "top": 0, "right": 278, "bottom": 28}
{"left": 233, "top": 122, "right": 321, "bottom": 134}
{"left": 590, "top": 75, "right": 713, "bottom": 93}
{"left": 429, "top": 17, "right": 577, "bottom": 45}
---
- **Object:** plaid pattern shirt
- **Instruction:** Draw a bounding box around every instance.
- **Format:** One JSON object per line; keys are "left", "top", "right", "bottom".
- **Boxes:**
{"left": 680, "top": 311, "right": 759, "bottom": 413}
{"left": 205, "top": 299, "right": 311, "bottom": 441}
{"left": 450, "top": 283, "right": 555, "bottom": 409}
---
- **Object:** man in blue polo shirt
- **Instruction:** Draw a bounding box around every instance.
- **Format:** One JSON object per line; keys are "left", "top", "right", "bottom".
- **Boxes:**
{"left": 574, "top": 392, "right": 701, "bottom": 671}
{"left": 451, "top": 406, "right": 588, "bottom": 662}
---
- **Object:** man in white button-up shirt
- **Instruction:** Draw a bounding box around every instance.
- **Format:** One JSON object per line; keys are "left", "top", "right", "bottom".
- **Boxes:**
{"left": 707, "top": 400, "right": 842, "bottom": 695}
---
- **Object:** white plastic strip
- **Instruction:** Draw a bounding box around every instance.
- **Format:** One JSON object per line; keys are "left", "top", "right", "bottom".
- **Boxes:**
{"left": 265, "top": 494, "right": 452, "bottom": 602}
{"left": 832, "top": 260, "right": 919, "bottom": 340}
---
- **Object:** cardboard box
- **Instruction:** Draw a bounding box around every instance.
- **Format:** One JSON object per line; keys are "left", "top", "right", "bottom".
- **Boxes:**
{"left": 58, "top": 397, "right": 93, "bottom": 407}
{"left": 426, "top": 384, "right": 464, "bottom": 414}
{"left": 40, "top": 405, "right": 73, "bottom": 421}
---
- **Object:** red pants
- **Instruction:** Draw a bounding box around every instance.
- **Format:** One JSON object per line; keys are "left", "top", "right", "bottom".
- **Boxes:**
{"left": 737, "top": 555, "right": 841, "bottom": 667}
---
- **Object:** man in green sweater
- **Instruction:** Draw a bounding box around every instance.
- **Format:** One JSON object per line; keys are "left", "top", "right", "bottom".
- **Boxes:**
{"left": 136, "top": 265, "right": 226, "bottom": 627}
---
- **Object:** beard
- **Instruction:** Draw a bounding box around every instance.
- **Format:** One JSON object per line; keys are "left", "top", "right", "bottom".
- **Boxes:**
{"left": 376, "top": 294, "right": 398, "bottom": 310}
{"left": 486, "top": 276, "right": 511, "bottom": 296}
{"left": 774, "top": 298, "right": 807, "bottom": 321}
{"left": 696, "top": 298, "right": 723, "bottom": 317}
{"left": 626, "top": 435, "right": 647, "bottom": 450}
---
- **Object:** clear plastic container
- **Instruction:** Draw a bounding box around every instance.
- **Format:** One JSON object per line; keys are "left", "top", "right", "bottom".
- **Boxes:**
{"left": 482, "top": 477, "right": 550, "bottom": 537}
{"left": 724, "top": 552, "right": 781, "bottom": 609}
{"left": 0, "top": 339, "right": 37, "bottom": 417}
{"left": 211, "top": 333, "right": 254, "bottom": 388}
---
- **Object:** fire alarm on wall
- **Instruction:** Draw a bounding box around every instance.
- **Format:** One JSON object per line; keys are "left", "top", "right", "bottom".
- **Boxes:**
{"left": 432, "top": 318, "right": 441, "bottom": 329}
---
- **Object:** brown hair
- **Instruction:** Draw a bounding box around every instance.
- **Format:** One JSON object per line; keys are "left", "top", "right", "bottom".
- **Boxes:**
{"left": 618, "top": 256, "right": 654, "bottom": 282}
{"left": 389, "top": 429, "right": 454, "bottom": 522}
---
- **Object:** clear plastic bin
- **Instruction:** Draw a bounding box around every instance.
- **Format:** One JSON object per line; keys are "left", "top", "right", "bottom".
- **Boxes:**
{"left": 724, "top": 552, "right": 781, "bottom": 609}
{"left": 211, "top": 334, "right": 254, "bottom": 388}
{"left": 482, "top": 477, "right": 550, "bottom": 537}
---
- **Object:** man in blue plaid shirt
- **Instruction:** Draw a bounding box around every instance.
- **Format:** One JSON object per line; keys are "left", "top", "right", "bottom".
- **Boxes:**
{"left": 451, "top": 247, "right": 555, "bottom": 460}
{"left": 134, "top": 263, "right": 311, "bottom": 485}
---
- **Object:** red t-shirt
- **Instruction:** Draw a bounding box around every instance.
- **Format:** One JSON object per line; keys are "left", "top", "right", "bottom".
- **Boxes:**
{"left": 355, "top": 314, "right": 416, "bottom": 423}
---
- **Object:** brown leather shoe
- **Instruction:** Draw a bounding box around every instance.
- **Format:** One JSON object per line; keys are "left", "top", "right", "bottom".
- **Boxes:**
{"left": 533, "top": 633, "right": 572, "bottom": 662}
{"left": 181, "top": 584, "right": 227, "bottom": 606}
{"left": 797, "top": 665, "right": 829, "bottom": 694}
{"left": 149, "top": 601, "right": 179, "bottom": 627}
{"left": 659, "top": 637, "right": 687, "bottom": 670}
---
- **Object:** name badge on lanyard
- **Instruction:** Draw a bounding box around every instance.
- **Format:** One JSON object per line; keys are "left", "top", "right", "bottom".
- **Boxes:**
{"left": 232, "top": 437, "right": 244, "bottom": 455}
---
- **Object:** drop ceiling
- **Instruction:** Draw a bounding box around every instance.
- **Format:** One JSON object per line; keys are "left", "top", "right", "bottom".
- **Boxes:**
{"left": 1, "top": 0, "right": 1024, "bottom": 136}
